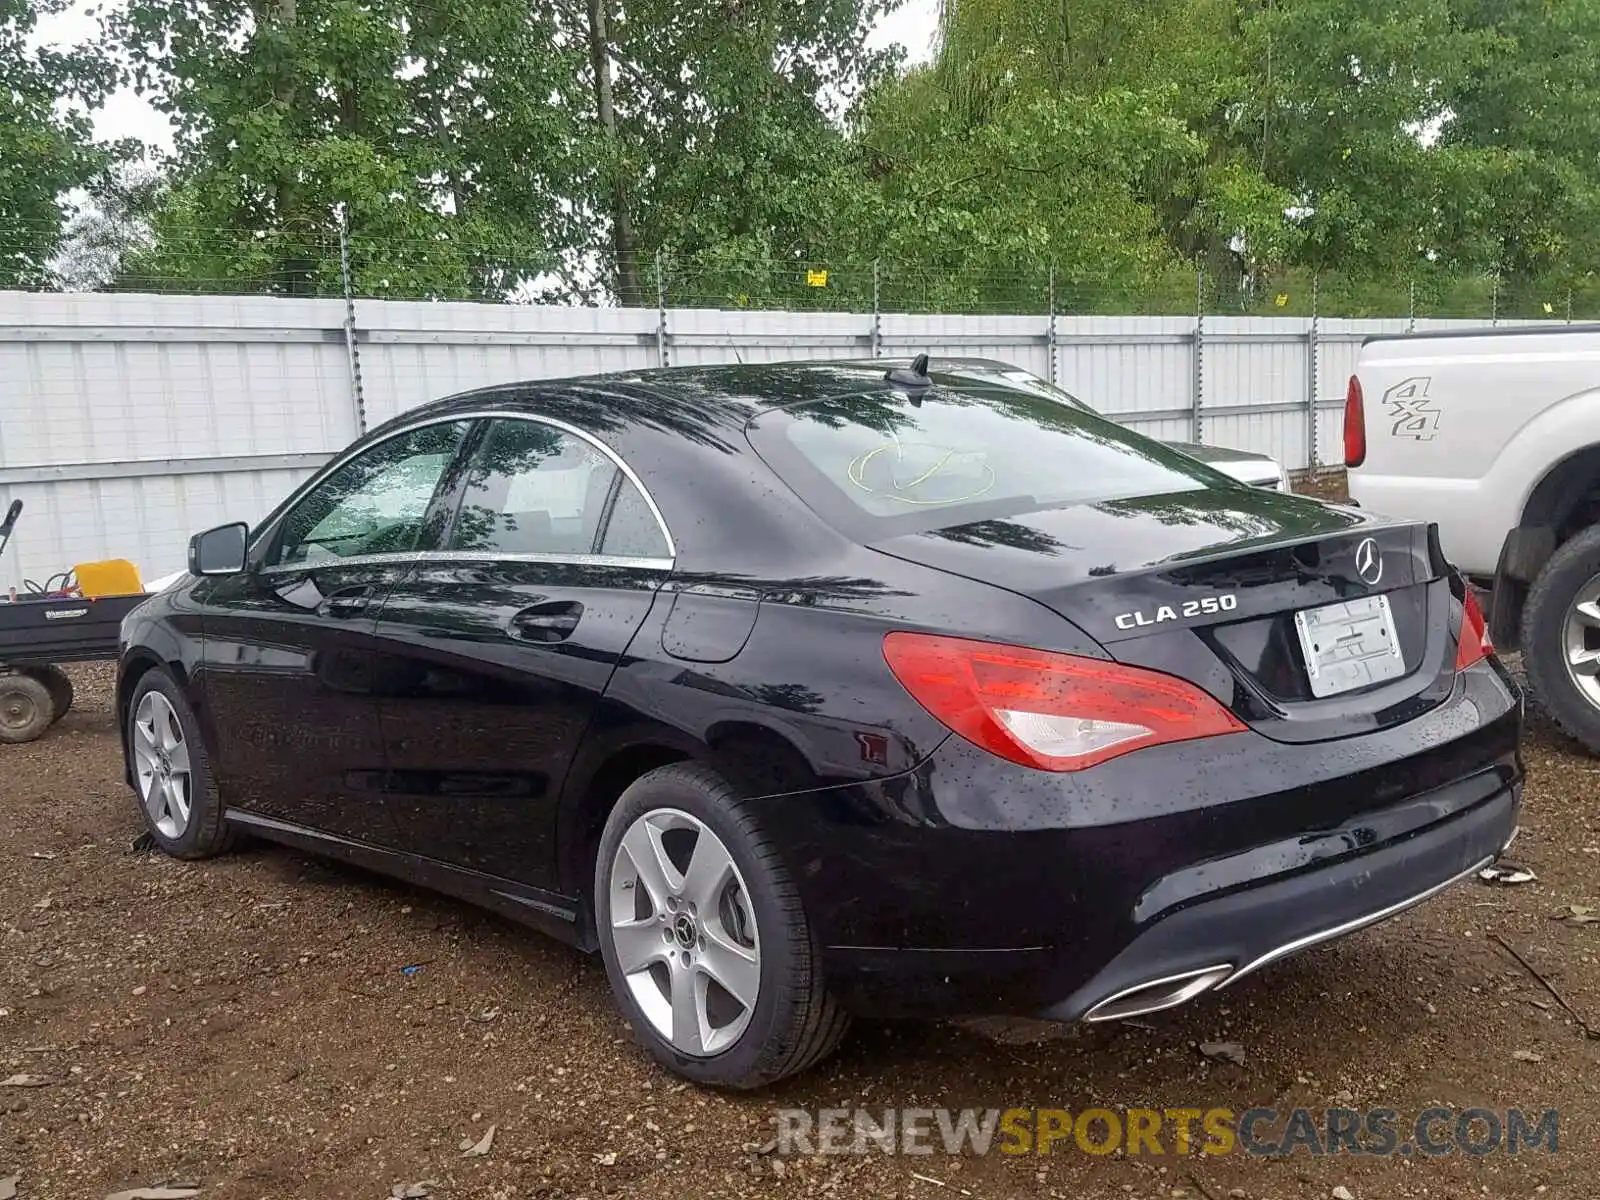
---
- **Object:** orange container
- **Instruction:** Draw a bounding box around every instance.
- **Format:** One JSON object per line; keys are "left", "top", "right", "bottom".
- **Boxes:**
{"left": 72, "top": 558, "right": 144, "bottom": 598}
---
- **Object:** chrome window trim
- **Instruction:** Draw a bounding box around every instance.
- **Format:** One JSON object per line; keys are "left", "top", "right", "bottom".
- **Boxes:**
{"left": 260, "top": 551, "right": 419, "bottom": 576}
{"left": 257, "top": 407, "right": 677, "bottom": 568}
{"left": 258, "top": 549, "right": 675, "bottom": 579}
{"left": 420, "top": 550, "right": 675, "bottom": 572}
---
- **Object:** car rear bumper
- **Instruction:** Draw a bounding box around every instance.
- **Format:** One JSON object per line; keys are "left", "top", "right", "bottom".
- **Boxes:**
{"left": 817, "top": 770, "right": 1518, "bottom": 1021}
{"left": 1040, "top": 778, "right": 1517, "bottom": 1022}
{"left": 768, "top": 659, "right": 1524, "bottom": 1022}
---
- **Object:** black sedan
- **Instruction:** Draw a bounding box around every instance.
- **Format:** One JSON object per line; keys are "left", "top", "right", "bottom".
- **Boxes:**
{"left": 116, "top": 355, "right": 1523, "bottom": 1089}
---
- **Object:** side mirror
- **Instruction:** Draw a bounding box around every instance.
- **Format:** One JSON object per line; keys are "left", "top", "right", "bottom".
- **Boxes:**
{"left": 0, "top": 499, "right": 21, "bottom": 539}
{"left": 188, "top": 522, "right": 249, "bottom": 576}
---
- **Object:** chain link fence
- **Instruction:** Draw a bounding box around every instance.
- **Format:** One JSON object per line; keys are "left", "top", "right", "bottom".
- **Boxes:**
{"left": 8, "top": 217, "right": 1600, "bottom": 323}
{"left": 11, "top": 213, "right": 1589, "bottom": 584}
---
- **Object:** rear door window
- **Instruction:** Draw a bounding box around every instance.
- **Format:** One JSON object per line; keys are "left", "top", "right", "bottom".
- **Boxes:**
{"left": 744, "top": 385, "right": 1236, "bottom": 539}
{"left": 447, "top": 419, "right": 620, "bottom": 556}
{"left": 440, "top": 417, "right": 671, "bottom": 560}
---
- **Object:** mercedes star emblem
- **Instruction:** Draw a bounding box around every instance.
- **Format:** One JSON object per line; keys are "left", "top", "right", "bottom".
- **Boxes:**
{"left": 1354, "top": 537, "right": 1383, "bottom": 586}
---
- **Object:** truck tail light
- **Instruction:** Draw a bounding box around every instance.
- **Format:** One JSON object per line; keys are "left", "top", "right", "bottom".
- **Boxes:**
{"left": 1344, "top": 375, "right": 1366, "bottom": 468}
{"left": 882, "top": 632, "right": 1247, "bottom": 772}
{"left": 1456, "top": 585, "right": 1492, "bottom": 671}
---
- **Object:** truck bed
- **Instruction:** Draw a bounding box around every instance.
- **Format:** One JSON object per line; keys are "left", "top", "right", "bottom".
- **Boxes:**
{"left": 0, "top": 593, "right": 147, "bottom": 665}
{"left": 1345, "top": 321, "right": 1600, "bottom": 577}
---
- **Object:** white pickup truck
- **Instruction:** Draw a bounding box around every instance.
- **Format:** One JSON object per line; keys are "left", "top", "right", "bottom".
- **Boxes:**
{"left": 1346, "top": 323, "right": 1600, "bottom": 750}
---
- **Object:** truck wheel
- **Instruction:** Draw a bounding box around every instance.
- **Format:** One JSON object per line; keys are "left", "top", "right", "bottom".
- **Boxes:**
{"left": 30, "top": 665, "right": 74, "bottom": 726}
{"left": 0, "top": 672, "right": 56, "bottom": 744}
{"left": 1522, "top": 523, "right": 1600, "bottom": 753}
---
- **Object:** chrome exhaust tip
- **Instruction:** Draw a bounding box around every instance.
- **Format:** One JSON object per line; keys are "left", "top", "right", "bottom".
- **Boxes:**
{"left": 1082, "top": 964, "right": 1233, "bottom": 1023}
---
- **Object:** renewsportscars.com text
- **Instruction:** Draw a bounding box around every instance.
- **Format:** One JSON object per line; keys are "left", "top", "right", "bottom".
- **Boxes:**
{"left": 773, "top": 1106, "right": 1559, "bottom": 1158}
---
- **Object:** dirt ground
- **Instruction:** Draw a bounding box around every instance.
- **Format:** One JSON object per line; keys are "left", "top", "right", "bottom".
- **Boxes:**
{"left": 5, "top": 469, "right": 1599, "bottom": 1200}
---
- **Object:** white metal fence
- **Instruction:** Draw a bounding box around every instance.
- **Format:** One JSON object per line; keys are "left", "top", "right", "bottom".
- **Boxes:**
{"left": 0, "top": 289, "right": 1522, "bottom": 593}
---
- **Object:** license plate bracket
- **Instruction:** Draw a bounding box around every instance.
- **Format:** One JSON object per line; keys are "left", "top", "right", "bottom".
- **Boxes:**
{"left": 1293, "top": 593, "right": 1406, "bottom": 698}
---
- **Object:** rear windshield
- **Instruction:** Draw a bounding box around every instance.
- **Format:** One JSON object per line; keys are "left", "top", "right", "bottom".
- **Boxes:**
{"left": 744, "top": 384, "right": 1237, "bottom": 539}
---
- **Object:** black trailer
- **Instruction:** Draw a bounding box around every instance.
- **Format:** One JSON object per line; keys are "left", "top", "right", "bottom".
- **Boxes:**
{"left": 1, "top": 593, "right": 147, "bottom": 742}
{"left": 0, "top": 500, "right": 149, "bottom": 744}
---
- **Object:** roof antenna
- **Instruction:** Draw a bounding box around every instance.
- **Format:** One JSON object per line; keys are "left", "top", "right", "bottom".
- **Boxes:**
{"left": 885, "top": 352, "right": 932, "bottom": 388}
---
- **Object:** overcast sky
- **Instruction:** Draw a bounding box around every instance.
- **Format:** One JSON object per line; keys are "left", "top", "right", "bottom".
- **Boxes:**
{"left": 31, "top": 0, "right": 942, "bottom": 157}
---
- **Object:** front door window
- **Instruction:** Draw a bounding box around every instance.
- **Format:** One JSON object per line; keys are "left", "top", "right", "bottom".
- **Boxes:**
{"left": 271, "top": 421, "right": 471, "bottom": 567}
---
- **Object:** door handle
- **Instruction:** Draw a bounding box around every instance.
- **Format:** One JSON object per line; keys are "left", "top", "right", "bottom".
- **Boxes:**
{"left": 318, "top": 585, "right": 374, "bottom": 618}
{"left": 507, "top": 601, "right": 583, "bottom": 643}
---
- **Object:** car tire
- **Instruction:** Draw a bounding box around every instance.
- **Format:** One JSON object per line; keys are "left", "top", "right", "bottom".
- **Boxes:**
{"left": 593, "top": 762, "right": 850, "bottom": 1089}
{"left": 0, "top": 672, "right": 55, "bottom": 744}
{"left": 32, "top": 665, "right": 74, "bottom": 726}
{"left": 126, "top": 667, "right": 238, "bottom": 860}
{"left": 1522, "top": 523, "right": 1600, "bottom": 754}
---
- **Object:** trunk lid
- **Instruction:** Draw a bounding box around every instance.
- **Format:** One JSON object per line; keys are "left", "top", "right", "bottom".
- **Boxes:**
{"left": 866, "top": 486, "right": 1457, "bottom": 744}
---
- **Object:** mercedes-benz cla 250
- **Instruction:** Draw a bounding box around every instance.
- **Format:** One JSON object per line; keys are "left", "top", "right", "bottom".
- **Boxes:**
{"left": 117, "top": 356, "right": 1523, "bottom": 1088}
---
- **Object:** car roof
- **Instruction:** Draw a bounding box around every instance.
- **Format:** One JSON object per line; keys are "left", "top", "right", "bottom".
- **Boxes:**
{"left": 360, "top": 356, "right": 1268, "bottom": 569}
{"left": 367, "top": 360, "right": 962, "bottom": 572}
{"left": 379, "top": 356, "right": 1028, "bottom": 436}
{"left": 367, "top": 348, "right": 1274, "bottom": 476}
{"left": 351, "top": 357, "right": 1094, "bottom": 572}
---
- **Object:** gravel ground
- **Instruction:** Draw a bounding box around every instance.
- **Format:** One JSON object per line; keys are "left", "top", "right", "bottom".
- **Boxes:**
{"left": 5, "top": 476, "right": 1599, "bottom": 1200}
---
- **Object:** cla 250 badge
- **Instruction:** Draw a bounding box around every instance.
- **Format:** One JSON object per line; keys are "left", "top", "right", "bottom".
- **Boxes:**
{"left": 1114, "top": 594, "right": 1238, "bottom": 631}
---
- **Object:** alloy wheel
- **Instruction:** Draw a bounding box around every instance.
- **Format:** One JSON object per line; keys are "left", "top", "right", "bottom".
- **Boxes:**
{"left": 607, "top": 808, "right": 761, "bottom": 1057}
{"left": 132, "top": 691, "right": 193, "bottom": 839}
{"left": 1563, "top": 572, "right": 1600, "bottom": 711}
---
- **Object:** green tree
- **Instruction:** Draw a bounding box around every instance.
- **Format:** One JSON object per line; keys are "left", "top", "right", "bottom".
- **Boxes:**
{"left": 1442, "top": 0, "right": 1600, "bottom": 287}
{"left": 844, "top": 0, "right": 1590, "bottom": 313}
{"left": 76, "top": 0, "right": 1600, "bottom": 312}
{"left": 51, "top": 162, "right": 167, "bottom": 290}
{"left": 848, "top": 77, "right": 1206, "bottom": 310}
{"left": 840, "top": 0, "right": 1293, "bottom": 311}
{"left": 0, "top": 0, "right": 121, "bottom": 286}
{"left": 570, "top": 0, "right": 901, "bottom": 305}
{"left": 113, "top": 0, "right": 589, "bottom": 296}
{"left": 1234, "top": 0, "right": 1500, "bottom": 279}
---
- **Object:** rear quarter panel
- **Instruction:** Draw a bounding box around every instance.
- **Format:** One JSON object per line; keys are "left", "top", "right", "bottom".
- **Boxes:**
{"left": 559, "top": 541, "right": 1106, "bottom": 891}
{"left": 594, "top": 542, "right": 1106, "bottom": 789}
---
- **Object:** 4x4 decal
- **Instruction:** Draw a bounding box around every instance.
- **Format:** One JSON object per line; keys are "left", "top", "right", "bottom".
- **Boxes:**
{"left": 1384, "top": 376, "right": 1439, "bottom": 440}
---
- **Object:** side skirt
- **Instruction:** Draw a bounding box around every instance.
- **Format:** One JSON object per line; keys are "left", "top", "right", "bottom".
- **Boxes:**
{"left": 225, "top": 811, "right": 595, "bottom": 951}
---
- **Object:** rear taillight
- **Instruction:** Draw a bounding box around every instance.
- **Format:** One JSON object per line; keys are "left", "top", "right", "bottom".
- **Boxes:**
{"left": 1344, "top": 375, "right": 1366, "bottom": 468}
{"left": 882, "top": 632, "right": 1247, "bottom": 772}
{"left": 1456, "top": 586, "right": 1492, "bottom": 671}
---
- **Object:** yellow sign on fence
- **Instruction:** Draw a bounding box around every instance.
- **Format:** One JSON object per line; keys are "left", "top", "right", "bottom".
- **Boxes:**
{"left": 806, "top": 269, "right": 829, "bottom": 288}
